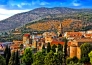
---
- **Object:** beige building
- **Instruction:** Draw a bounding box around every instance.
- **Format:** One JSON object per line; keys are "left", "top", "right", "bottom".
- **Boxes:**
{"left": 43, "top": 32, "right": 56, "bottom": 43}
{"left": 23, "top": 34, "right": 31, "bottom": 44}
{"left": 68, "top": 38, "right": 92, "bottom": 59}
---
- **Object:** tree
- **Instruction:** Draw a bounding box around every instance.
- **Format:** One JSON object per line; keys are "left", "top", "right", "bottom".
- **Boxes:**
{"left": 57, "top": 44, "right": 63, "bottom": 52}
{"left": 88, "top": 51, "right": 92, "bottom": 64}
{"left": 32, "top": 52, "right": 45, "bottom": 65}
{"left": 8, "top": 51, "right": 15, "bottom": 65}
{"left": 51, "top": 44, "right": 57, "bottom": 53}
{"left": 20, "top": 44, "right": 24, "bottom": 50}
{"left": 67, "top": 56, "right": 79, "bottom": 64}
{"left": 80, "top": 43, "right": 92, "bottom": 63}
{"left": 15, "top": 50, "right": 20, "bottom": 65}
{"left": 4, "top": 45, "right": 8, "bottom": 58}
{"left": 4, "top": 45, "right": 11, "bottom": 65}
{"left": 63, "top": 38, "right": 68, "bottom": 65}
{"left": 47, "top": 42, "right": 51, "bottom": 53}
{"left": 0, "top": 55, "right": 6, "bottom": 65}
{"left": 44, "top": 50, "right": 56, "bottom": 65}
{"left": 56, "top": 51, "right": 63, "bottom": 65}
{"left": 42, "top": 45, "right": 45, "bottom": 54}
{"left": 22, "top": 48, "right": 33, "bottom": 65}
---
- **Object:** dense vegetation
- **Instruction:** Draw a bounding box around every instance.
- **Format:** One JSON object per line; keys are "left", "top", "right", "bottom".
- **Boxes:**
{"left": 2, "top": 40, "right": 92, "bottom": 65}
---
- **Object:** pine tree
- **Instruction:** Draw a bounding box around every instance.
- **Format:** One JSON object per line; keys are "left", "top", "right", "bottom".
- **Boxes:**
{"left": 47, "top": 42, "right": 51, "bottom": 53}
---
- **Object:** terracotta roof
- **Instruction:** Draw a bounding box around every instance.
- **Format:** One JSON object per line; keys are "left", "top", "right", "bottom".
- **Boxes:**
{"left": 67, "top": 32, "right": 82, "bottom": 37}
{"left": 23, "top": 34, "right": 30, "bottom": 37}
{"left": 85, "top": 34, "right": 92, "bottom": 37}
{"left": 76, "top": 38, "right": 92, "bottom": 42}
{"left": 51, "top": 40, "right": 64, "bottom": 45}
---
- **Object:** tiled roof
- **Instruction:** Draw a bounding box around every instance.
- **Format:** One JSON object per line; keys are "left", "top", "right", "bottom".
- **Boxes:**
{"left": 85, "top": 34, "right": 92, "bottom": 37}
{"left": 23, "top": 34, "right": 30, "bottom": 37}
{"left": 51, "top": 40, "right": 64, "bottom": 45}
{"left": 76, "top": 38, "right": 92, "bottom": 42}
{"left": 67, "top": 32, "right": 82, "bottom": 37}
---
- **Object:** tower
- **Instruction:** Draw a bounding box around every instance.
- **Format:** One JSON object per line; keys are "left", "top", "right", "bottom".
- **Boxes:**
{"left": 23, "top": 34, "right": 30, "bottom": 44}
{"left": 57, "top": 23, "right": 63, "bottom": 37}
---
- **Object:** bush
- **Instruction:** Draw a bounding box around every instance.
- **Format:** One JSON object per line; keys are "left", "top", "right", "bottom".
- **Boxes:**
{"left": 67, "top": 56, "right": 79, "bottom": 64}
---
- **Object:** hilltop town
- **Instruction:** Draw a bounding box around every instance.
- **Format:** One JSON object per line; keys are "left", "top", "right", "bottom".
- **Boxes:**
{"left": 0, "top": 21, "right": 92, "bottom": 65}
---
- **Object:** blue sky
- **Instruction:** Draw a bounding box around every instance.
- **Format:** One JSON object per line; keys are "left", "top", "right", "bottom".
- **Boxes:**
{"left": 0, "top": 0, "right": 92, "bottom": 20}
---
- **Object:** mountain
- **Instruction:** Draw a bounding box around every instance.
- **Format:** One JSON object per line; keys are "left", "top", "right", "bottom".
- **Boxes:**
{"left": 0, "top": 7, "right": 92, "bottom": 31}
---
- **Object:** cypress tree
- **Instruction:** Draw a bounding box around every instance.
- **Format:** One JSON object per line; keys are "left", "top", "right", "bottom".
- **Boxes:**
{"left": 63, "top": 38, "right": 68, "bottom": 65}
{"left": 15, "top": 50, "right": 20, "bottom": 65}
{"left": 51, "top": 44, "right": 57, "bottom": 53}
{"left": 47, "top": 42, "right": 51, "bottom": 53}
{"left": 8, "top": 51, "right": 15, "bottom": 65}
{"left": 57, "top": 44, "right": 63, "bottom": 52}
{"left": 42, "top": 45, "right": 45, "bottom": 54}
{"left": 4, "top": 45, "right": 11, "bottom": 65}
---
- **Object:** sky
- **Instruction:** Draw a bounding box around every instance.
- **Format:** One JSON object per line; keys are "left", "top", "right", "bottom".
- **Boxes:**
{"left": 0, "top": 0, "right": 92, "bottom": 20}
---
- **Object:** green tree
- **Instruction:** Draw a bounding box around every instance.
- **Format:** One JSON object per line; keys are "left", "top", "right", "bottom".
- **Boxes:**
{"left": 8, "top": 51, "right": 15, "bottom": 65}
{"left": 4, "top": 45, "right": 11, "bottom": 65}
{"left": 63, "top": 38, "right": 68, "bottom": 65}
{"left": 32, "top": 52, "right": 45, "bottom": 65}
{"left": 15, "top": 50, "right": 20, "bottom": 65}
{"left": 47, "top": 42, "right": 51, "bottom": 53}
{"left": 44, "top": 50, "right": 57, "bottom": 65}
{"left": 57, "top": 44, "right": 63, "bottom": 52}
{"left": 56, "top": 51, "right": 63, "bottom": 65}
{"left": 80, "top": 43, "right": 92, "bottom": 63}
{"left": 0, "top": 55, "right": 6, "bottom": 65}
{"left": 67, "top": 56, "right": 79, "bottom": 64}
{"left": 42, "top": 45, "right": 45, "bottom": 54}
{"left": 51, "top": 44, "right": 57, "bottom": 53}
{"left": 88, "top": 51, "right": 92, "bottom": 64}
{"left": 22, "top": 48, "right": 33, "bottom": 65}
{"left": 20, "top": 44, "right": 24, "bottom": 50}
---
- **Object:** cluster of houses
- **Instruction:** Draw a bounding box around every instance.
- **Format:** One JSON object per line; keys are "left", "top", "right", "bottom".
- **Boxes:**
{"left": 0, "top": 23, "right": 92, "bottom": 59}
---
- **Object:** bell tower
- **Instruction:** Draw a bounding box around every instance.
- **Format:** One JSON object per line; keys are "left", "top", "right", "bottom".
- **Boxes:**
{"left": 57, "top": 23, "right": 63, "bottom": 37}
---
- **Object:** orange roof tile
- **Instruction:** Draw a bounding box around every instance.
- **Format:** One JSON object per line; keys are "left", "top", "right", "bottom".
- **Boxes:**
{"left": 67, "top": 32, "right": 82, "bottom": 37}
{"left": 51, "top": 40, "right": 64, "bottom": 45}
{"left": 23, "top": 34, "right": 30, "bottom": 37}
{"left": 85, "top": 34, "right": 92, "bottom": 37}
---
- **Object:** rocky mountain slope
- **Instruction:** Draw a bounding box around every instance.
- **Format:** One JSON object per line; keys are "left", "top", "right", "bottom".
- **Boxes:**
{"left": 0, "top": 7, "right": 92, "bottom": 31}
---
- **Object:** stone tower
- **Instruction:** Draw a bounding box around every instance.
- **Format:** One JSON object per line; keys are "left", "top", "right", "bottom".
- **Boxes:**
{"left": 57, "top": 23, "right": 63, "bottom": 37}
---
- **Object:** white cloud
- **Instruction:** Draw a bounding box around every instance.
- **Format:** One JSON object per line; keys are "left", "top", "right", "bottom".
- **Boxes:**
{"left": 0, "top": 8, "right": 30, "bottom": 20}
{"left": 73, "top": 2, "right": 80, "bottom": 6}
{"left": 72, "top": 0, "right": 81, "bottom": 6}
{"left": 40, "top": 2, "right": 49, "bottom": 5}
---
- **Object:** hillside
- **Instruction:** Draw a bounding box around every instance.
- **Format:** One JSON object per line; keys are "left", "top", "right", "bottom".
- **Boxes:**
{"left": 0, "top": 7, "right": 92, "bottom": 31}
{"left": 26, "top": 19, "right": 82, "bottom": 32}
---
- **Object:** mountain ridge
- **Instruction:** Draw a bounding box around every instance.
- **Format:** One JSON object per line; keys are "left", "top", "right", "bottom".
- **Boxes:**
{"left": 0, "top": 7, "right": 92, "bottom": 31}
